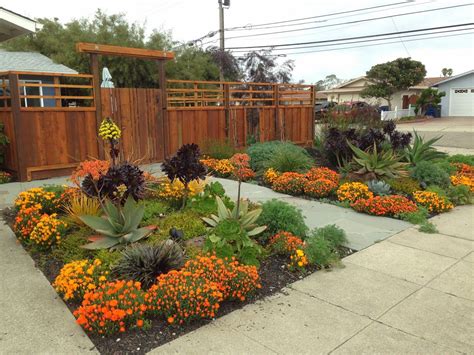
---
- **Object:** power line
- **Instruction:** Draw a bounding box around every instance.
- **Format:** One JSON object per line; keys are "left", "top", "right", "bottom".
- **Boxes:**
{"left": 280, "top": 31, "right": 474, "bottom": 55}
{"left": 223, "top": 0, "right": 412, "bottom": 30}
{"left": 230, "top": 27, "right": 474, "bottom": 53}
{"left": 223, "top": 3, "right": 473, "bottom": 40}
{"left": 227, "top": 23, "right": 474, "bottom": 50}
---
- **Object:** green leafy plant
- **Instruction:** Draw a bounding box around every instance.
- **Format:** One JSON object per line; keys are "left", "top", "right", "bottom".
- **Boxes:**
{"left": 410, "top": 161, "right": 450, "bottom": 188}
{"left": 404, "top": 131, "right": 446, "bottom": 166}
{"left": 187, "top": 181, "right": 234, "bottom": 216}
{"left": 203, "top": 197, "right": 266, "bottom": 266}
{"left": 247, "top": 141, "right": 309, "bottom": 172}
{"left": 398, "top": 207, "right": 429, "bottom": 225}
{"left": 367, "top": 180, "right": 391, "bottom": 196}
{"left": 415, "top": 88, "right": 445, "bottom": 116}
{"left": 257, "top": 199, "right": 308, "bottom": 242}
{"left": 265, "top": 145, "right": 313, "bottom": 173}
{"left": 112, "top": 240, "right": 185, "bottom": 289}
{"left": 447, "top": 185, "right": 472, "bottom": 205}
{"left": 141, "top": 199, "right": 171, "bottom": 224}
{"left": 419, "top": 222, "right": 438, "bottom": 234}
{"left": 203, "top": 139, "right": 237, "bottom": 159}
{"left": 447, "top": 154, "right": 474, "bottom": 166}
{"left": 304, "top": 225, "right": 347, "bottom": 267}
{"left": 162, "top": 143, "right": 207, "bottom": 208}
{"left": 79, "top": 196, "right": 152, "bottom": 249}
{"left": 348, "top": 142, "right": 408, "bottom": 179}
{"left": 385, "top": 177, "right": 420, "bottom": 195}
{"left": 150, "top": 210, "right": 207, "bottom": 242}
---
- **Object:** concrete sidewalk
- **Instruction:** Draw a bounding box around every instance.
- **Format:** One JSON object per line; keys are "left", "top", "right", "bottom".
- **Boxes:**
{"left": 151, "top": 205, "right": 474, "bottom": 354}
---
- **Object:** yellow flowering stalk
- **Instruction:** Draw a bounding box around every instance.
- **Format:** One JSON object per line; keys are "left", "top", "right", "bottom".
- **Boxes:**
{"left": 53, "top": 259, "right": 108, "bottom": 301}
{"left": 98, "top": 117, "right": 121, "bottom": 140}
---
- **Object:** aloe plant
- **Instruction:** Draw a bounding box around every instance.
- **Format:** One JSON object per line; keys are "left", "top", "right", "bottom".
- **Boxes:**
{"left": 80, "top": 196, "right": 152, "bottom": 249}
{"left": 348, "top": 141, "right": 408, "bottom": 179}
{"left": 404, "top": 131, "right": 446, "bottom": 166}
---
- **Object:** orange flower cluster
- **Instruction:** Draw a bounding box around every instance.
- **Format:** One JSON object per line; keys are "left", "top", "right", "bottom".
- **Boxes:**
{"left": 74, "top": 280, "right": 147, "bottom": 334}
{"left": 289, "top": 249, "right": 309, "bottom": 271}
{"left": 29, "top": 213, "right": 67, "bottom": 248}
{"left": 13, "top": 206, "right": 42, "bottom": 240}
{"left": 305, "top": 167, "right": 340, "bottom": 185}
{"left": 351, "top": 195, "right": 418, "bottom": 216}
{"left": 70, "top": 160, "right": 110, "bottom": 187}
{"left": 200, "top": 158, "right": 234, "bottom": 177}
{"left": 230, "top": 153, "right": 255, "bottom": 181}
{"left": 184, "top": 255, "right": 261, "bottom": 301}
{"left": 304, "top": 179, "right": 338, "bottom": 198}
{"left": 263, "top": 168, "right": 280, "bottom": 186}
{"left": 14, "top": 187, "right": 61, "bottom": 214}
{"left": 272, "top": 172, "right": 306, "bottom": 195}
{"left": 450, "top": 163, "right": 474, "bottom": 192}
{"left": 413, "top": 191, "right": 454, "bottom": 213}
{"left": 53, "top": 259, "right": 109, "bottom": 301}
{"left": 337, "top": 182, "right": 374, "bottom": 203}
{"left": 268, "top": 231, "right": 305, "bottom": 255}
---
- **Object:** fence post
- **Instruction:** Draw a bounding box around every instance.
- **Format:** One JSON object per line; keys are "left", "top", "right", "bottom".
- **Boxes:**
{"left": 275, "top": 84, "right": 281, "bottom": 141}
{"left": 90, "top": 53, "right": 105, "bottom": 159}
{"left": 224, "top": 83, "right": 230, "bottom": 141}
{"left": 157, "top": 60, "right": 169, "bottom": 158}
{"left": 8, "top": 73, "right": 27, "bottom": 181}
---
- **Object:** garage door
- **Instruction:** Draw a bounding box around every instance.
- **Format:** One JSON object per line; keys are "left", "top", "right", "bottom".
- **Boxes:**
{"left": 450, "top": 88, "right": 474, "bottom": 116}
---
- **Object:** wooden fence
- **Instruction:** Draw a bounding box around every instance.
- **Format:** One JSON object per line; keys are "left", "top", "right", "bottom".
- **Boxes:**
{"left": 0, "top": 73, "right": 315, "bottom": 181}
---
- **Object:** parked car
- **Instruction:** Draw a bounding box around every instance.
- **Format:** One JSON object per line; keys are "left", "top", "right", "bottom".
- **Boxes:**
{"left": 315, "top": 101, "right": 337, "bottom": 119}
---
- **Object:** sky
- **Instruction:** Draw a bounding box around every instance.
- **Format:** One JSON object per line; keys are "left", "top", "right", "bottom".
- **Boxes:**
{"left": 4, "top": 0, "right": 474, "bottom": 83}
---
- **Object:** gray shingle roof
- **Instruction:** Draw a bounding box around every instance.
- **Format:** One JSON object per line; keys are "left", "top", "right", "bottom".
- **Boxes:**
{"left": 0, "top": 50, "right": 78, "bottom": 74}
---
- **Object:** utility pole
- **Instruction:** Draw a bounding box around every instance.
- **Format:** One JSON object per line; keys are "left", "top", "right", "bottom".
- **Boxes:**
{"left": 218, "top": 0, "right": 228, "bottom": 82}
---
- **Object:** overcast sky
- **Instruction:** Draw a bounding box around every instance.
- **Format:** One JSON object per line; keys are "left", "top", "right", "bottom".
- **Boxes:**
{"left": 5, "top": 0, "right": 474, "bottom": 83}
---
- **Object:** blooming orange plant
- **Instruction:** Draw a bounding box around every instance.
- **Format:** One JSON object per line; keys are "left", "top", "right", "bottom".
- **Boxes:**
{"left": 14, "top": 187, "right": 61, "bottom": 214}
{"left": 337, "top": 182, "right": 373, "bottom": 203}
{"left": 304, "top": 178, "right": 338, "bottom": 198}
{"left": 263, "top": 168, "right": 280, "bottom": 186}
{"left": 268, "top": 231, "right": 305, "bottom": 255}
{"left": 29, "top": 213, "right": 67, "bottom": 248}
{"left": 74, "top": 280, "right": 147, "bottom": 335}
{"left": 289, "top": 249, "right": 309, "bottom": 271}
{"left": 413, "top": 191, "right": 454, "bottom": 213}
{"left": 230, "top": 153, "right": 255, "bottom": 181}
{"left": 351, "top": 195, "right": 418, "bottom": 216}
{"left": 305, "top": 167, "right": 340, "bottom": 185}
{"left": 200, "top": 158, "right": 234, "bottom": 177}
{"left": 13, "top": 206, "right": 43, "bottom": 240}
{"left": 450, "top": 163, "right": 474, "bottom": 192}
{"left": 53, "top": 259, "right": 109, "bottom": 301}
{"left": 70, "top": 160, "right": 110, "bottom": 187}
{"left": 272, "top": 172, "right": 306, "bottom": 195}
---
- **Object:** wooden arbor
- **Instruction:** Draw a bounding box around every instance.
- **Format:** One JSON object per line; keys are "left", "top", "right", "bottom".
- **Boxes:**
{"left": 76, "top": 42, "right": 174, "bottom": 156}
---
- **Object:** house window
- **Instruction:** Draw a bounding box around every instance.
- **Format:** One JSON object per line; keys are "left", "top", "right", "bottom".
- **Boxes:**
{"left": 21, "top": 80, "right": 44, "bottom": 107}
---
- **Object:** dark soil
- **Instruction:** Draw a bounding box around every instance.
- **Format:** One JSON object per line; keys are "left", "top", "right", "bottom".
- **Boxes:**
{"left": 1, "top": 208, "right": 355, "bottom": 355}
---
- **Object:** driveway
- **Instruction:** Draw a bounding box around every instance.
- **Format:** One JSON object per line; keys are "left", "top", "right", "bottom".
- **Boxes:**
{"left": 397, "top": 117, "right": 474, "bottom": 153}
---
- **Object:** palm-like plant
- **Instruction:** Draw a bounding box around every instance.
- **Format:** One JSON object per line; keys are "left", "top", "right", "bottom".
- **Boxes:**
{"left": 80, "top": 196, "right": 153, "bottom": 249}
{"left": 404, "top": 131, "right": 446, "bottom": 166}
{"left": 348, "top": 141, "right": 408, "bottom": 179}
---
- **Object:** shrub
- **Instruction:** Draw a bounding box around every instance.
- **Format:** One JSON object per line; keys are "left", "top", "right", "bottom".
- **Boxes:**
{"left": 337, "top": 182, "right": 373, "bottom": 203}
{"left": 367, "top": 180, "right": 391, "bottom": 196}
{"left": 303, "top": 225, "right": 347, "bottom": 267}
{"left": 257, "top": 199, "right": 308, "bottom": 241}
{"left": 447, "top": 185, "right": 472, "bottom": 205}
{"left": 268, "top": 231, "right": 305, "bottom": 255}
{"left": 74, "top": 280, "right": 147, "bottom": 334}
{"left": 265, "top": 145, "right": 313, "bottom": 173}
{"left": 305, "top": 167, "right": 340, "bottom": 184}
{"left": 272, "top": 172, "right": 306, "bottom": 195}
{"left": 410, "top": 161, "right": 450, "bottom": 188}
{"left": 311, "top": 224, "right": 347, "bottom": 249}
{"left": 203, "top": 139, "right": 237, "bottom": 159}
{"left": 303, "top": 179, "right": 337, "bottom": 198}
{"left": 262, "top": 168, "right": 280, "bottom": 186}
{"left": 30, "top": 214, "right": 67, "bottom": 248}
{"left": 13, "top": 206, "right": 42, "bottom": 240}
{"left": 351, "top": 195, "right": 418, "bottom": 216}
{"left": 413, "top": 191, "right": 453, "bottom": 213}
{"left": 398, "top": 207, "right": 429, "bottom": 224}
{"left": 447, "top": 154, "right": 474, "bottom": 166}
{"left": 112, "top": 241, "right": 185, "bottom": 289}
{"left": 247, "top": 141, "right": 308, "bottom": 172}
{"left": 14, "top": 187, "right": 62, "bottom": 214}
{"left": 63, "top": 194, "right": 102, "bottom": 226}
{"left": 141, "top": 199, "right": 170, "bottom": 224}
{"left": 53, "top": 259, "right": 108, "bottom": 301}
{"left": 200, "top": 158, "right": 234, "bottom": 177}
{"left": 385, "top": 177, "right": 420, "bottom": 195}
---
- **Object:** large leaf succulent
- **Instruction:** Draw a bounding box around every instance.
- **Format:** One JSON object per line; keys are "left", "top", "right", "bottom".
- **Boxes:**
{"left": 80, "top": 196, "right": 152, "bottom": 250}
{"left": 404, "top": 131, "right": 446, "bottom": 166}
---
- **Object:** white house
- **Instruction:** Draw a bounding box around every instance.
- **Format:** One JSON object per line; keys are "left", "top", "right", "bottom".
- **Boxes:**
{"left": 321, "top": 76, "right": 444, "bottom": 109}
{"left": 431, "top": 70, "right": 474, "bottom": 117}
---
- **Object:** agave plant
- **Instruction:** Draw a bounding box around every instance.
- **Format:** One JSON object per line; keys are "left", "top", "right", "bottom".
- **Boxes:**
{"left": 367, "top": 180, "right": 391, "bottom": 196}
{"left": 348, "top": 141, "right": 408, "bottom": 179}
{"left": 202, "top": 196, "right": 267, "bottom": 237}
{"left": 80, "top": 196, "right": 153, "bottom": 250}
{"left": 404, "top": 131, "right": 446, "bottom": 166}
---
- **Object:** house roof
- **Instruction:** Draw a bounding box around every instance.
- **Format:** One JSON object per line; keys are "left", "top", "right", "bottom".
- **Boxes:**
{"left": 0, "top": 51, "right": 78, "bottom": 74}
{"left": 410, "top": 77, "right": 445, "bottom": 89}
{"left": 431, "top": 69, "right": 474, "bottom": 86}
{"left": 0, "top": 7, "right": 42, "bottom": 42}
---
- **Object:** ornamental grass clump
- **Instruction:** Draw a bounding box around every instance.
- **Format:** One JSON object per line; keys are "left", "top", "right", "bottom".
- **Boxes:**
{"left": 413, "top": 191, "right": 454, "bottom": 213}
{"left": 74, "top": 280, "right": 147, "bottom": 335}
{"left": 337, "top": 182, "right": 373, "bottom": 203}
{"left": 271, "top": 172, "right": 306, "bottom": 195}
{"left": 351, "top": 195, "right": 418, "bottom": 216}
{"left": 53, "top": 259, "right": 109, "bottom": 301}
{"left": 29, "top": 213, "right": 67, "bottom": 248}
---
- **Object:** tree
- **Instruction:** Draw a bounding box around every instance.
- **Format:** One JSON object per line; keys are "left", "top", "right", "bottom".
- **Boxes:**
{"left": 315, "top": 74, "right": 345, "bottom": 90}
{"left": 240, "top": 50, "right": 294, "bottom": 83}
{"left": 206, "top": 47, "right": 242, "bottom": 81}
{"left": 415, "top": 88, "right": 445, "bottom": 116}
{"left": 441, "top": 68, "right": 453, "bottom": 77}
{"left": 360, "top": 58, "right": 426, "bottom": 109}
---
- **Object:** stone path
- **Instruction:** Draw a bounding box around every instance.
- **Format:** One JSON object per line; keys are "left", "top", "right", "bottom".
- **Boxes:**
{"left": 151, "top": 205, "right": 474, "bottom": 354}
